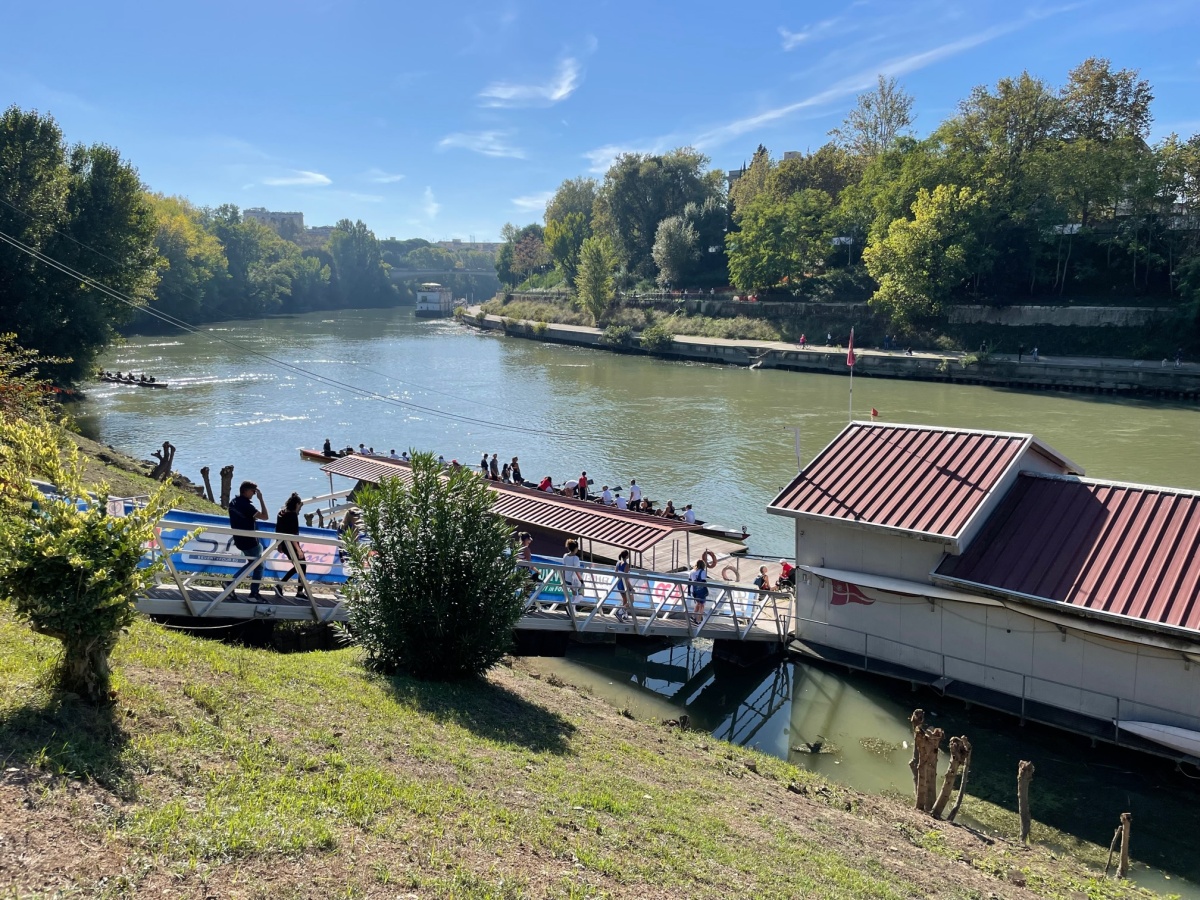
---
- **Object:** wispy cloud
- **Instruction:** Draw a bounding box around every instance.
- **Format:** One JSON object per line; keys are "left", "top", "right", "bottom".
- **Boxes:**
{"left": 778, "top": 18, "right": 843, "bottom": 51}
{"left": 582, "top": 143, "right": 654, "bottom": 174}
{"left": 512, "top": 191, "right": 554, "bottom": 213}
{"left": 438, "top": 131, "right": 526, "bottom": 159}
{"left": 694, "top": 8, "right": 1071, "bottom": 150}
{"left": 479, "top": 58, "right": 582, "bottom": 107}
{"left": 422, "top": 187, "right": 440, "bottom": 218}
{"left": 364, "top": 167, "right": 405, "bottom": 184}
{"left": 261, "top": 169, "right": 332, "bottom": 186}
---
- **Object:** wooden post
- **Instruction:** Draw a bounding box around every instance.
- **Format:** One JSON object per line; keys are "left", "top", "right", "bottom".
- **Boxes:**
{"left": 199, "top": 466, "right": 215, "bottom": 503}
{"left": 1117, "top": 812, "right": 1132, "bottom": 878}
{"left": 946, "top": 737, "right": 973, "bottom": 823}
{"left": 914, "top": 726, "right": 944, "bottom": 812}
{"left": 932, "top": 735, "right": 970, "bottom": 819}
{"left": 908, "top": 709, "right": 925, "bottom": 803}
{"left": 1104, "top": 825, "right": 1122, "bottom": 876}
{"left": 149, "top": 441, "right": 176, "bottom": 481}
{"left": 1017, "top": 760, "right": 1035, "bottom": 844}
{"left": 219, "top": 465, "right": 235, "bottom": 509}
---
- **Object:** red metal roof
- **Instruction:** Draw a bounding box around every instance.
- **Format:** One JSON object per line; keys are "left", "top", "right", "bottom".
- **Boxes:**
{"left": 321, "top": 455, "right": 695, "bottom": 554}
{"left": 937, "top": 473, "right": 1200, "bottom": 635}
{"left": 768, "top": 423, "right": 1039, "bottom": 540}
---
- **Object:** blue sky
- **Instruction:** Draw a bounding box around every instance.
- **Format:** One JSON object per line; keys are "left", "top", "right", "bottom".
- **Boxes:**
{"left": 4, "top": 0, "right": 1199, "bottom": 241}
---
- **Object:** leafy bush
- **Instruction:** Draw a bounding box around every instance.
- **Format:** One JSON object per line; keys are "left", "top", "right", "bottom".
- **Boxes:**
{"left": 600, "top": 325, "right": 635, "bottom": 347}
{"left": 480, "top": 298, "right": 591, "bottom": 326}
{"left": 640, "top": 324, "right": 675, "bottom": 353}
{"left": 345, "top": 452, "right": 528, "bottom": 680}
{"left": 473, "top": 309, "right": 486, "bottom": 325}
{"left": 532, "top": 320, "right": 549, "bottom": 337}
{"left": 0, "top": 418, "right": 172, "bottom": 703}
{"left": 933, "top": 335, "right": 961, "bottom": 352}
{"left": 0, "top": 334, "right": 66, "bottom": 423}
{"left": 659, "top": 314, "right": 781, "bottom": 341}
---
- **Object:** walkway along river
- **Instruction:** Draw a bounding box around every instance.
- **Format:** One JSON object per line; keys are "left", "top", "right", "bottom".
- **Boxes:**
{"left": 83, "top": 307, "right": 1200, "bottom": 894}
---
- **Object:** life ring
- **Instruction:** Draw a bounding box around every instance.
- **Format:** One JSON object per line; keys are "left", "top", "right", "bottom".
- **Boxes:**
{"left": 702, "top": 550, "right": 717, "bottom": 570}
{"left": 721, "top": 565, "right": 738, "bottom": 582}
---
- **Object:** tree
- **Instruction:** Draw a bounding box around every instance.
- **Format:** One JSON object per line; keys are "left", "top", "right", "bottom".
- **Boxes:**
{"left": 0, "top": 107, "right": 159, "bottom": 382}
{"left": 0, "top": 418, "right": 172, "bottom": 703}
{"left": 328, "top": 218, "right": 396, "bottom": 308}
{"left": 574, "top": 235, "right": 618, "bottom": 324}
{"left": 652, "top": 216, "right": 699, "bottom": 286}
{"left": 830, "top": 76, "right": 915, "bottom": 160}
{"left": 544, "top": 176, "right": 598, "bottom": 225}
{"left": 592, "top": 148, "right": 723, "bottom": 278}
{"left": 729, "top": 145, "right": 771, "bottom": 220}
{"left": 766, "top": 143, "right": 856, "bottom": 202}
{"left": 495, "top": 223, "right": 545, "bottom": 287}
{"left": 147, "top": 194, "right": 229, "bottom": 322}
{"left": 345, "top": 452, "right": 528, "bottom": 680}
{"left": 544, "top": 212, "right": 591, "bottom": 286}
{"left": 726, "top": 190, "right": 834, "bottom": 291}
{"left": 1060, "top": 57, "right": 1153, "bottom": 143}
{"left": 863, "top": 184, "right": 989, "bottom": 324}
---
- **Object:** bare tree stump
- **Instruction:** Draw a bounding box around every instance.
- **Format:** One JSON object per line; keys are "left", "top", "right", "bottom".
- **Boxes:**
{"left": 933, "top": 735, "right": 970, "bottom": 819}
{"left": 1118, "top": 812, "right": 1132, "bottom": 878}
{"left": 316, "top": 509, "right": 326, "bottom": 528}
{"left": 908, "top": 709, "right": 925, "bottom": 803}
{"left": 199, "top": 466, "right": 215, "bottom": 503}
{"left": 219, "top": 465, "right": 235, "bottom": 509}
{"left": 304, "top": 513, "right": 315, "bottom": 527}
{"left": 947, "top": 738, "right": 973, "bottom": 823}
{"left": 914, "top": 725, "right": 944, "bottom": 812}
{"left": 149, "top": 441, "right": 176, "bottom": 481}
{"left": 1105, "top": 825, "right": 1122, "bottom": 876}
{"left": 1017, "top": 760, "right": 1035, "bottom": 843}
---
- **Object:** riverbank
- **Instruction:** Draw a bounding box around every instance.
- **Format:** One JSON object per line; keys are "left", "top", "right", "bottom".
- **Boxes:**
{"left": 465, "top": 307, "right": 1200, "bottom": 400}
{"left": 0, "top": 609, "right": 1161, "bottom": 900}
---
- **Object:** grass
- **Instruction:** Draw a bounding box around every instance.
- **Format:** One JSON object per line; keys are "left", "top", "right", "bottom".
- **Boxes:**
{"left": 0, "top": 610, "right": 1167, "bottom": 900}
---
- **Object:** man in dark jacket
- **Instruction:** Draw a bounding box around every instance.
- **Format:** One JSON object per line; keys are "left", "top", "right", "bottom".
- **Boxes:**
{"left": 228, "top": 480, "right": 268, "bottom": 600}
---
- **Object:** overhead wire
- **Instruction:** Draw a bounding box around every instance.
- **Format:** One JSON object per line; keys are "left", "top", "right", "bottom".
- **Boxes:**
{"left": 0, "top": 193, "right": 528, "bottom": 419}
{"left": 0, "top": 223, "right": 557, "bottom": 437}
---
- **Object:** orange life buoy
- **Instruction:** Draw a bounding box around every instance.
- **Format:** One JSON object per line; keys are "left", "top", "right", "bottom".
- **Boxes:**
{"left": 721, "top": 565, "right": 738, "bottom": 582}
{"left": 702, "top": 550, "right": 717, "bottom": 570}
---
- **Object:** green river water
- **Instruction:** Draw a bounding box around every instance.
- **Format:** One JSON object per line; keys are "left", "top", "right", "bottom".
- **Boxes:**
{"left": 83, "top": 307, "right": 1200, "bottom": 895}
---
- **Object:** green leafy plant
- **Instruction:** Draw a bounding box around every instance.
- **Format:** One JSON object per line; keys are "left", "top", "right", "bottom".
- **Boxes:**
{"left": 532, "top": 320, "right": 549, "bottom": 337}
{"left": 0, "top": 418, "right": 171, "bottom": 703}
{"left": 639, "top": 323, "right": 675, "bottom": 353}
{"left": 0, "top": 333, "right": 68, "bottom": 423}
{"left": 345, "top": 452, "right": 528, "bottom": 680}
{"left": 599, "top": 324, "right": 634, "bottom": 347}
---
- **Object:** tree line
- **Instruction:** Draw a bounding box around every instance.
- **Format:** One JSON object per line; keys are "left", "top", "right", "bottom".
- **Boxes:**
{"left": 0, "top": 106, "right": 495, "bottom": 383}
{"left": 496, "top": 58, "right": 1200, "bottom": 335}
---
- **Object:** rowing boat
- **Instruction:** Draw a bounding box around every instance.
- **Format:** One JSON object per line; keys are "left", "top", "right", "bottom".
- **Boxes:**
{"left": 100, "top": 376, "right": 168, "bottom": 389}
{"left": 300, "top": 448, "right": 334, "bottom": 463}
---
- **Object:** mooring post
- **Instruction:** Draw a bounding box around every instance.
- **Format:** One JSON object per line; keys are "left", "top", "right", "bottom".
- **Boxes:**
{"left": 1118, "top": 812, "right": 1132, "bottom": 878}
{"left": 1017, "top": 760, "right": 1035, "bottom": 844}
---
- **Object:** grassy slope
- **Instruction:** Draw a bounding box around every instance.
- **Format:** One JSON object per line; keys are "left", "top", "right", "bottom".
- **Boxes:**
{"left": 0, "top": 614, "right": 1161, "bottom": 900}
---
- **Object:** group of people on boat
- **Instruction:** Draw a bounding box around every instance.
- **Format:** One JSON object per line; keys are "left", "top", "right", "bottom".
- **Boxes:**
{"left": 100, "top": 370, "right": 159, "bottom": 384}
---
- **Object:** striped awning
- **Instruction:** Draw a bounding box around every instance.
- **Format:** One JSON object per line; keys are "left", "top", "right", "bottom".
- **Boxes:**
{"left": 322, "top": 454, "right": 696, "bottom": 553}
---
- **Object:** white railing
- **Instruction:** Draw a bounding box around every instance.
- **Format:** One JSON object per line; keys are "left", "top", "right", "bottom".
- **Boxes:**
{"left": 520, "top": 559, "right": 792, "bottom": 642}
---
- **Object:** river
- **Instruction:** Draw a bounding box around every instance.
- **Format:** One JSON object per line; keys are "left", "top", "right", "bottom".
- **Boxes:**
{"left": 83, "top": 307, "right": 1200, "bottom": 894}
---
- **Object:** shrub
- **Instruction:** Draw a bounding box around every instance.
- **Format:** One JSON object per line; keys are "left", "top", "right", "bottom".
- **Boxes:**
{"left": 640, "top": 324, "right": 675, "bottom": 353}
{"left": 0, "top": 418, "right": 172, "bottom": 703}
{"left": 345, "top": 452, "right": 528, "bottom": 680}
{"left": 532, "top": 321, "right": 549, "bottom": 337}
{"left": 600, "top": 324, "right": 635, "bottom": 347}
{"left": 474, "top": 309, "right": 486, "bottom": 325}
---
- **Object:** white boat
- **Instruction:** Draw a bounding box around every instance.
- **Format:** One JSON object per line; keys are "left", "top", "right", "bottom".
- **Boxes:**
{"left": 1118, "top": 721, "right": 1200, "bottom": 758}
{"left": 415, "top": 282, "right": 454, "bottom": 317}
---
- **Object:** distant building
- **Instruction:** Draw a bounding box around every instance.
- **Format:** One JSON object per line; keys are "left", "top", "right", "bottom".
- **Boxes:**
{"left": 243, "top": 208, "right": 305, "bottom": 233}
{"left": 415, "top": 282, "right": 455, "bottom": 317}
{"left": 782, "top": 151, "right": 802, "bottom": 160}
{"left": 436, "top": 238, "right": 501, "bottom": 253}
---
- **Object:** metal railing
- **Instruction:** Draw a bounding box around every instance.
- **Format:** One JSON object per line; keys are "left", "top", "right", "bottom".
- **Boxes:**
{"left": 521, "top": 559, "right": 792, "bottom": 642}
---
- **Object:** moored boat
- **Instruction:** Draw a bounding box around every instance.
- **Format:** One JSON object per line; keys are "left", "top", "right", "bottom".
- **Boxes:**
{"left": 1118, "top": 722, "right": 1200, "bottom": 759}
{"left": 300, "top": 448, "right": 333, "bottom": 463}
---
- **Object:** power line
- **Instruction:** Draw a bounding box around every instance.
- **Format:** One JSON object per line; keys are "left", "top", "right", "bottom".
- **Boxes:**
{"left": 0, "top": 227, "right": 556, "bottom": 437}
{"left": 0, "top": 194, "right": 506, "bottom": 417}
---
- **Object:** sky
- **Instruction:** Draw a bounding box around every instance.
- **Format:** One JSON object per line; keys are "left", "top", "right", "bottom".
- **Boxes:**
{"left": 4, "top": 0, "right": 1199, "bottom": 242}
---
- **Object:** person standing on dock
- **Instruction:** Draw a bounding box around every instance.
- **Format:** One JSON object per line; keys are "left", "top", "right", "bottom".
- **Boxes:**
{"left": 480, "top": 453, "right": 488, "bottom": 475}
{"left": 562, "top": 540, "right": 583, "bottom": 599}
{"left": 228, "top": 481, "right": 269, "bottom": 601}
{"left": 688, "top": 557, "right": 710, "bottom": 625}
{"left": 274, "top": 492, "right": 307, "bottom": 599}
{"left": 511, "top": 457, "right": 523, "bottom": 484}
{"left": 629, "top": 479, "right": 642, "bottom": 505}
{"left": 577, "top": 472, "right": 589, "bottom": 500}
{"left": 615, "top": 550, "right": 634, "bottom": 623}
{"left": 490, "top": 454, "right": 500, "bottom": 481}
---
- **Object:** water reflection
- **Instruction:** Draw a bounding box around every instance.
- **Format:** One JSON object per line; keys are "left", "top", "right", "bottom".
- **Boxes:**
{"left": 525, "top": 643, "right": 1200, "bottom": 898}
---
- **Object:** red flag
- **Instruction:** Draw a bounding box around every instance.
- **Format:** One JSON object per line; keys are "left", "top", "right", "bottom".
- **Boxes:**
{"left": 831, "top": 580, "right": 874, "bottom": 606}
{"left": 871, "top": 407, "right": 879, "bottom": 418}
{"left": 846, "top": 328, "right": 856, "bottom": 367}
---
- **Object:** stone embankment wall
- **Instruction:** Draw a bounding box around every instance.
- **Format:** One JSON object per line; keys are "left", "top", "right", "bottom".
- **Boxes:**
{"left": 468, "top": 312, "right": 1200, "bottom": 400}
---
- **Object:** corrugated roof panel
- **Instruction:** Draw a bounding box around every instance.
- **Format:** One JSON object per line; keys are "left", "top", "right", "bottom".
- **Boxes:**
{"left": 937, "top": 474, "right": 1200, "bottom": 636}
{"left": 768, "top": 423, "right": 1035, "bottom": 539}
{"left": 321, "top": 454, "right": 694, "bottom": 553}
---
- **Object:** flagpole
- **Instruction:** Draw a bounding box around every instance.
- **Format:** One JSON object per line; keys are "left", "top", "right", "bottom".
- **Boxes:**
{"left": 848, "top": 363, "right": 853, "bottom": 423}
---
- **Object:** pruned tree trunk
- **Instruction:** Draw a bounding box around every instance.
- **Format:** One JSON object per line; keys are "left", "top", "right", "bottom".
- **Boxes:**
{"left": 1018, "top": 760, "right": 1035, "bottom": 843}
{"left": 908, "top": 708, "right": 925, "bottom": 801}
{"left": 219, "top": 465, "right": 235, "bottom": 509}
{"left": 932, "top": 735, "right": 971, "bottom": 819}
{"left": 304, "top": 512, "right": 315, "bottom": 527}
{"left": 199, "top": 466, "right": 215, "bottom": 503}
{"left": 149, "top": 441, "right": 176, "bottom": 481}
{"left": 947, "top": 738, "right": 973, "bottom": 823}
{"left": 56, "top": 632, "right": 117, "bottom": 704}
{"left": 1105, "top": 825, "right": 1122, "bottom": 876}
{"left": 915, "top": 725, "right": 944, "bottom": 812}
{"left": 1118, "top": 812, "right": 1132, "bottom": 878}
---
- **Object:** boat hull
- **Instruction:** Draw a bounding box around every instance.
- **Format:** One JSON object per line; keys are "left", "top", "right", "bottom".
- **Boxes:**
{"left": 1118, "top": 721, "right": 1200, "bottom": 758}
{"left": 299, "top": 448, "right": 333, "bottom": 463}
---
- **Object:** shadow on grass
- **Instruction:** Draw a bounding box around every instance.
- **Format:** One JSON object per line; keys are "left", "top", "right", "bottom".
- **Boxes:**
{"left": 0, "top": 697, "right": 133, "bottom": 798}
{"left": 383, "top": 674, "right": 576, "bottom": 755}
